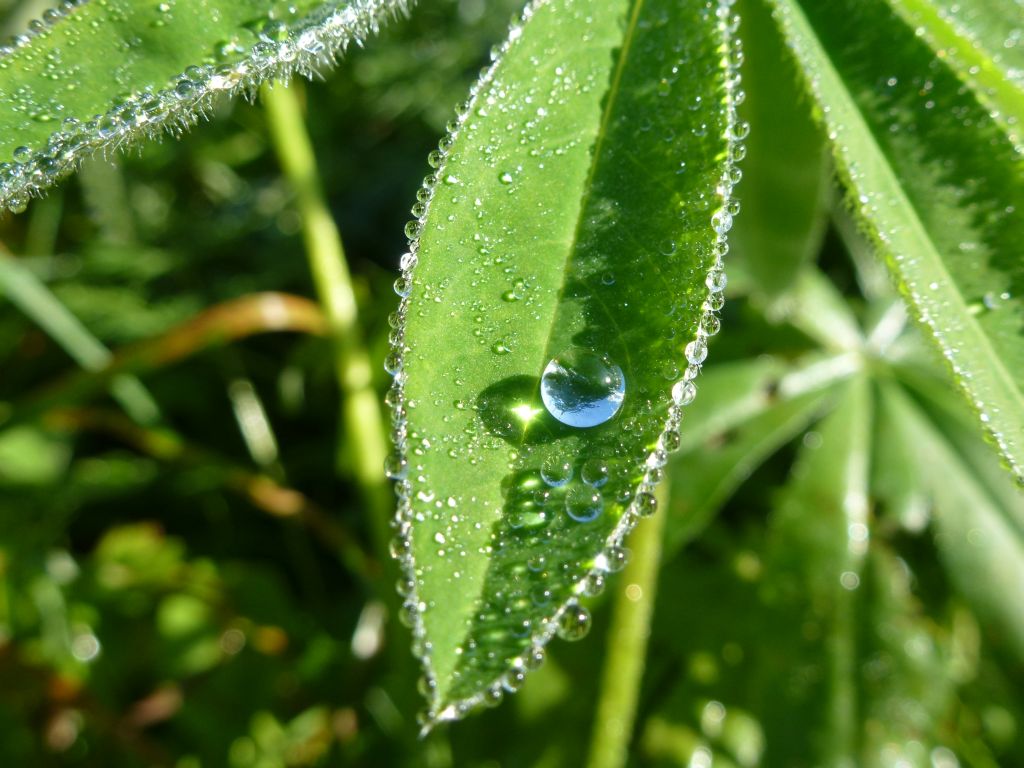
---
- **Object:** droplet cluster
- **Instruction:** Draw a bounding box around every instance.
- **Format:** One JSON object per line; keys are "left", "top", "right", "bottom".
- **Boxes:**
{"left": 385, "top": 0, "right": 746, "bottom": 730}
{"left": 0, "top": 0, "right": 413, "bottom": 213}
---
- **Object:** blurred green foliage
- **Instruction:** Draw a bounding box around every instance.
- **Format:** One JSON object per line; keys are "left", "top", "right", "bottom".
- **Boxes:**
{"left": 0, "top": 1, "right": 1021, "bottom": 766}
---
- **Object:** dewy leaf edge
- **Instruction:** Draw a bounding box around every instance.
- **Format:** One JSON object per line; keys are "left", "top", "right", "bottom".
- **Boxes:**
{"left": 386, "top": 0, "right": 747, "bottom": 731}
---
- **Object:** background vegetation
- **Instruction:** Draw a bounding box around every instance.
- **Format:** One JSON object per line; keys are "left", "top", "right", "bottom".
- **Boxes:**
{"left": 0, "top": 0, "right": 1021, "bottom": 766}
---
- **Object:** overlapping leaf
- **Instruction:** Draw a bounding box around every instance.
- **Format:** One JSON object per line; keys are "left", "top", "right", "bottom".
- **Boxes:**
{"left": 389, "top": 0, "right": 742, "bottom": 724}
{"left": 0, "top": 0, "right": 410, "bottom": 212}
{"left": 766, "top": 0, "right": 1024, "bottom": 481}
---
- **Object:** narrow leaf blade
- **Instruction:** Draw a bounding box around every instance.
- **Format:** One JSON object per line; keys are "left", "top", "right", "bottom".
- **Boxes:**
{"left": 390, "top": 0, "right": 742, "bottom": 723}
{"left": 0, "top": 0, "right": 410, "bottom": 212}
{"left": 767, "top": 0, "right": 1024, "bottom": 481}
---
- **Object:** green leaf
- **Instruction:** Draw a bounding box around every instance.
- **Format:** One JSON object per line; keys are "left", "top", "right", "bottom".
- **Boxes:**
{"left": 389, "top": 0, "right": 742, "bottom": 724}
{"left": 763, "top": 376, "right": 874, "bottom": 762}
{"left": 765, "top": 0, "right": 1024, "bottom": 481}
{"left": 881, "top": 0, "right": 1024, "bottom": 150}
{"left": 666, "top": 378, "right": 833, "bottom": 554}
{"left": 877, "top": 382, "right": 1024, "bottom": 661}
{"left": 0, "top": 0, "right": 410, "bottom": 212}
{"left": 767, "top": 377, "right": 872, "bottom": 760}
{"left": 729, "top": 0, "right": 829, "bottom": 300}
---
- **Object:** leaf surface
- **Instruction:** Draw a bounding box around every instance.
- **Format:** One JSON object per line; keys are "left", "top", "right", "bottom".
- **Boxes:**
{"left": 729, "top": 0, "right": 828, "bottom": 299}
{"left": 0, "top": 0, "right": 409, "bottom": 212}
{"left": 767, "top": 0, "right": 1024, "bottom": 481}
{"left": 878, "top": 382, "right": 1024, "bottom": 660}
{"left": 390, "top": 0, "right": 741, "bottom": 723}
{"left": 764, "top": 376, "right": 872, "bottom": 761}
{"left": 882, "top": 0, "right": 1024, "bottom": 149}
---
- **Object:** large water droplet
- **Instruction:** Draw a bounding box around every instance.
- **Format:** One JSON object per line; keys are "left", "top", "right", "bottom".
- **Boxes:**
{"left": 540, "top": 349, "right": 625, "bottom": 428}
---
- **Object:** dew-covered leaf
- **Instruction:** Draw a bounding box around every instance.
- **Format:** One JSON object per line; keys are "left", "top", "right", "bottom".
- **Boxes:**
{"left": 767, "top": 0, "right": 1024, "bottom": 481}
{"left": 882, "top": 0, "right": 1024, "bottom": 150}
{"left": 388, "top": 0, "right": 742, "bottom": 724}
{"left": 0, "top": 0, "right": 410, "bottom": 212}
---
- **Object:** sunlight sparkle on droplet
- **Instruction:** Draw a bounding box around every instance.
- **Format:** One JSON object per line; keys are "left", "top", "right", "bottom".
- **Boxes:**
{"left": 511, "top": 403, "right": 544, "bottom": 423}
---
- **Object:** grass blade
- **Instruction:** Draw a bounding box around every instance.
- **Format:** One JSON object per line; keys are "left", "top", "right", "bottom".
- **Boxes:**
{"left": 0, "top": 250, "right": 159, "bottom": 425}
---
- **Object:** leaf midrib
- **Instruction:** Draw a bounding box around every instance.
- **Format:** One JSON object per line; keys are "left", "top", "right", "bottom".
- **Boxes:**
{"left": 774, "top": 0, "right": 1024, "bottom": 473}
{"left": 534, "top": 0, "right": 647, "bottom": 388}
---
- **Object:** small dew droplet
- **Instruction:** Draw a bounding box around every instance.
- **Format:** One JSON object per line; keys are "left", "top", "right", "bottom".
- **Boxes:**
{"left": 635, "top": 491, "right": 657, "bottom": 518}
{"left": 581, "top": 458, "right": 609, "bottom": 487}
{"left": 557, "top": 603, "right": 592, "bottom": 641}
{"left": 540, "top": 456, "right": 573, "bottom": 487}
{"left": 565, "top": 485, "right": 603, "bottom": 523}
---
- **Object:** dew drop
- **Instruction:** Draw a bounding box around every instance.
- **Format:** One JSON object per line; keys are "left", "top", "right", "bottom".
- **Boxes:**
{"left": 605, "top": 546, "right": 630, "bottom": 572}
{"left": 482, "top": 684, "right": 503, "bottom": 707}
{"left": 635, "top": 491, "right": 657, "bottom": 518}
{"left": 581, "top": 458, "right": 609, "bottom": 487}
{"left": 540, "top": 456, "right": 572, "bottom": 487}
{"left": 557, "top": 603, "right": 592, "bottom": 641}
{"left": 565, "top": 485, "right": 603, "bottom": 523}
{"left": 685, "top": 339, "right": 708, "bottom": 365}
{"left": 540, "top": 349, "right": 625, "bottom": 428}
{"left": 582, "top": 571, "right": 606, "bottom": 597}
{"left": 523, "top": 645, "right": 546, "bottom": 670}
{"left": 384, "top": 453, "right": 408, "bottom": 480}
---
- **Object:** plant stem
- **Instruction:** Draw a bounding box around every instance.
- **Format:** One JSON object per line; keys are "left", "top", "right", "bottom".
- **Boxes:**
{"left": 261, "top": 81, "right": 391, "bottom": 538}
{"left": 586, "top": 484, "right": 669, "bottom": 768}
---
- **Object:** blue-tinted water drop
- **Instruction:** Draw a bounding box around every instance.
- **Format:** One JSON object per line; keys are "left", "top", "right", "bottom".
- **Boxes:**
{"left": 540, "top": 349, "right": 625, "bottom": 428}
{"left": 565, "top": 485, "right": 603, "bottom": 523}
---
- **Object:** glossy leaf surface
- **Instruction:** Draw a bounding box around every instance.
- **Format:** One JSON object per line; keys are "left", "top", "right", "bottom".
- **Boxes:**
{"left": 0, "top": 0, "right": 409, "bottom": 211}
{"left": 390, "top": 0, "right": 741, "bottom": 724}
{"left": 883, "top": 0, "right": 1024, "bottom": 149}
{"left": 767, "top": 0, "right": 1024, "bottom": 480}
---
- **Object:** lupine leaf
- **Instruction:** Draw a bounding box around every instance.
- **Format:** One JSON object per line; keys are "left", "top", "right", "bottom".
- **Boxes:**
{"left": 729, "top": 0, "right": 829, "bottom": 299}
{"left": 878, "top": 382, "right": 1024, "bottom": 660}
{"left": 764, "top": 376, "right": 872, "bottom": 762}
{"left": 881, "top": 0, "right": 1024, "bottom": 150}
{"left": 0, "top": 0, "right": 410, "bottom": 212}
{"left": 388, "top": 0, "right": 743, "bottom": 725}
{"left": 766, "top": 0, "right": 1024, "bottom": 481}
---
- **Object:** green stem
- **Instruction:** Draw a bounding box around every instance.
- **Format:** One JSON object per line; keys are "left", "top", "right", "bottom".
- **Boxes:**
{"left": 261, "top": 82, "right": 391, "bottom": 538}
{"left": 586, "top": 484, "right": 669, "bottom": 768}
{"left": 0, "top": 250, "right": 161, "bottom": 425}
